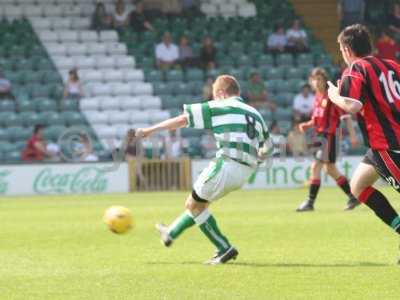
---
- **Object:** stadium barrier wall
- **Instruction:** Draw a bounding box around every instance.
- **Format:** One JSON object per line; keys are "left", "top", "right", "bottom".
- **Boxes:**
{"left": 0, "top": 162, "right": 129, "bottom": 196}
{"left": 192, "top": 156, "right": 364, "bottom": 189}
{"left": 128, "top": 159, "right": 192, "bottom": 191}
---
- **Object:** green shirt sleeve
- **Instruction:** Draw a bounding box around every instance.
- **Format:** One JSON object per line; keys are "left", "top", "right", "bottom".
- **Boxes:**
{"left": 183, "top": 102, "right": 212, "bottom": 129}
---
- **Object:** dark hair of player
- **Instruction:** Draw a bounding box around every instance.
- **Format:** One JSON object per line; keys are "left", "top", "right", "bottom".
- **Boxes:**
{"left": 33, "top": 124, "right": 45, "bottom": 134}
{"left": 338, "top": 24, "right": 373, "bottom": 57}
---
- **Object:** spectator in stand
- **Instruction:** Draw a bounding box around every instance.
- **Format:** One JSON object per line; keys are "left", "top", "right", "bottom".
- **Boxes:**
{"left": 75, "top": 134, "right": 99, "bottom": 162}
{"left": 269, "top": 121, "right": 287, "bottom": 157}
{"left": 63, "top": 69, "right": 84, "bottom": 100}
{"left": 202, "top": 76, "right": 214, "bottom": 101}
{"left": 201, "top": 133, "right": 217, "bottom": 159}
{"left": 388, "top": 3, "right": 400, "bottom": 41}
{"left": 113, "top": 0, "right": 130, "bottom": 32}
{"left": 375, "top": 30, "right": 400, "bottom": 62}
{"left": 130, "top": 1, "right": 154, "bottom": 32}
{"left": 286, "top": 19, "right": 308, "bottom": 53}
{"left": 155, "top": 32, "right": 179, "bottom": 70}
{"left": 0, "top": 71, "right": 12, "bottom": 99}
{"left": 287, "top": 121, "right": 307, "bottom": 157}
{"left": 161, "top": 0, "right": 182, "bottom": 15}
{"left": 22, "top": 124, "right": 60, "bottom": 162}
{"left": 200, "top": 36, "right": 217, "bottom": 70}
{"left": 178, "top": 36, "right": 195, "bottom": 68}
{"left": 337, "top": 0, "right": 365, "bottom": 29}
{"left": 267, "top": 24, "right": 288, "bottom": 53}
{"left": 163, "top": 131, "right": 186, "bottom": 159}
{"left": 91, "top": 2, "right": 112, "bottom": 31}
{"left": 246, "top": 72, "right": 277, "bottom": 111}
{"left": 182, "top": 0, "right": 199, "bottom": 15}
{"left": 293, "top": 84, "right": 314, "bottom": 122}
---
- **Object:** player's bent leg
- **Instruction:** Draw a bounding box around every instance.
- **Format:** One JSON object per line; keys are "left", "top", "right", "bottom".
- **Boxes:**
{"left": 324, "top": 163, "right": 359, "bottom": 210}
{"left": 351, "top": 162, "right": 400, "bottom": 234}
{"left": 296, "top": 160, "right": 322, "bottom": 212}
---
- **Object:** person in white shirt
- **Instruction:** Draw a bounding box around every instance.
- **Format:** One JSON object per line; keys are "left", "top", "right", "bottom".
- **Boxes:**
{"left": 267, "top": 24, "right": 288, "bottom": 53}
{"left": 113, "top": 0, "right": 130, "bottom": 31}
{"left": 63, "top": 69, "right": 84, "bottom": 100}
{"left": 269, "top": 121, "right": 287, "bottom": 157}
{"left": 293, "top": 84, "right": 314, "bottom": 122}
{"left": 155, "top": 32, "right": 179, "bottom": 69}
{"left": 286, "top": 19, "right": 308, "bottom": 52}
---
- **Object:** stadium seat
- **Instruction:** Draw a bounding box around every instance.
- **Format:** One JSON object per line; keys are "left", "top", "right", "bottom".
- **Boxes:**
{"left": 276, "top": 54, "right": 294, "bottom": 66}
{"left": 85, "top": 111, "right": 108, "bottom": 125}
{"left": 0, "top": 100, "right": 16, "bottom": 112}
{"left": 108, "top": 110, "right": 130, "bottom": 125}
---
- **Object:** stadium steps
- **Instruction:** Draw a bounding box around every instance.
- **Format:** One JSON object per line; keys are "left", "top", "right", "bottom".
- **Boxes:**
{"left": 289, "top": 0, "right": 341, "bottom": 63}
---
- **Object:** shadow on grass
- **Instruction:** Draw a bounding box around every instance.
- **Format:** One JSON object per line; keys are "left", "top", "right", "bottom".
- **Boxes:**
{"left": 145, "top": 261, "right": 391, "bottom": 268}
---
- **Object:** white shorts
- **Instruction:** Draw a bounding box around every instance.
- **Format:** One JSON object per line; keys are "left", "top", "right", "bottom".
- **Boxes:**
{"left": 193, "top": 157, "right": 255, "bottom": 202}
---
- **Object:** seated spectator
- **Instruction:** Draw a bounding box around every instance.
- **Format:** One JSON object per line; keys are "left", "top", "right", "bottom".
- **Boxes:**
{"left": 269, "top": 121, "right": 287, "bottom": 157}
{"left": 130, "top": 1, "right": 154, "bottom": 32}
{"left": 388, "top": 3, "right": 400, "bottom": 41}
{"left": 287, "top": 121, "right": 307, "bottom": 157}
{"left": 286, "top": 19, "right": 308, "bottom": 53}
{"left": 338, "top": 0, "right": 365, "bottom": 29}
{"left": 178, "top": 36, "right": 195, "bottom": 68}
{"left": 64, "top": 69, "right": 84, "bottom": 100}
{"left": 293, "top": 84, "right": 314, "bottom": 122}
{"left": 91, "top": 2, "right": 112, "bottom": 31}
{"left": 162, "top": 0, "right": 182, "bottom": 15}
{"left": 155, "top": 32, "right": 179, "bottom": 70}
{"left": 375, "top": 30, "right": 400, "bottom": 62}
{"left": 22, "top": 124, "right": 60, "bottom": 162}
{"left": 182, "top": 0, "right": 200, "bottom": 15}
{"left": 246, "top": 72, "right": 277, "bottom": 111}
{"left": 202, "top": 77, "right": 214, "bottom": 101}
{"left": 200, "top": 37, "right": 217, "bottom": 70}
{"left": 267, "top": 25, "right": 288, "bottom": 53}
{"left": 75, "top": 134, "right": 99, "bottom": 162}
{"left": 0, "top": 71, "right": 12, "bottom": 99}
{"left": 113, "top": 0, "right": 130, "bottom": 31}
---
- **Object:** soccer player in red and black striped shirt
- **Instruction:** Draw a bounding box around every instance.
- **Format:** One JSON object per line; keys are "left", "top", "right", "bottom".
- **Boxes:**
{"left": 296, "top": 68, "right": 360, "bottom": 212}
{"left": 328, "top": 24, "right": 400, "bottom": 252}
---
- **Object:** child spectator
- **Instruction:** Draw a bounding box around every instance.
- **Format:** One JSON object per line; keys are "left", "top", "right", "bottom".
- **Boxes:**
{"left": 113, "top": 0, "right": 130, "bottom": 32}
{"left": 269, "top": 121, "right": 287, "bottom": 157}
{"left": 64, "top": 69, "right": 84, "bottom": 100}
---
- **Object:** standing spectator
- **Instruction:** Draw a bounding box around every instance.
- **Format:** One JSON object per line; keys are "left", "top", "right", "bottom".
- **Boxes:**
{"left": 246, "top": 72, "right": 277, "bottom": 111}
{"left": 293, "top": 84, "right": 314, "bottom": 122}
{"left": 155, "top": 32, "right": 179, "bottom": 70}
{"left": 287, "top": 121, "right": 307, "bottom": 157}
{"left": 130, "top": 1, "right": 154, "bottom": 32}
{"left": 338, "top": 0, "right": 365, "bottom": 29}
{"left": 388, "top": 3, "right": 400, "bottom": 41}
{"left": 286, "top": 19, "right": 308, "bottom": 53}
{"left": 64, "top": 69, "right": 84, "bottom": 100}
{"left": 375, "top": 30, "right": 400, "bottom": 61}
{"left": 200, "top": 36, "right": 217, "bottom": 70}
{"left": 113, "top": 0, "right": 130, "bottom": 32}
{"left": 22, "top": 124, "right": 59, "bottom": 162}
{"left": 91, "top": 2, "right": 111, "bottom": 31}
{"left": 0, "top": 71, "right": 12, "bottom": 99}
{"left": 267, "top": 24, "right": 288, "bottom": 53}
{"left": 269, "top": 121, "right": 287, "bottom": 157}
{"left": 202, "top": 77, "right": 214, "bottom": 101}
{"left": 178, "top": 36, "right": 195, "bottom": 68}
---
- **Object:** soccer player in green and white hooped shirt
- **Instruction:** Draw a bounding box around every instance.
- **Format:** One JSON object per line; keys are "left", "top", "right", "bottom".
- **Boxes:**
{"left": 134, "top": 75, "right": 270, "bottom": 264}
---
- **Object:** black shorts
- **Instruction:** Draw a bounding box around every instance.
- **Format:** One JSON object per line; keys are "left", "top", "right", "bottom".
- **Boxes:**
{"left": 362, "top": 149, "right": 400, "bottom": 192}
{"left": 313, "top": 133, "right": 338, "bottom": 163}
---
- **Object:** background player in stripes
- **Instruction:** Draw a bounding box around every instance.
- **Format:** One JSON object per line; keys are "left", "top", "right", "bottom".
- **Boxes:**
{"left": 296, "top": 67, "right": 360, "bottom": 212}
{"left": 327, "top": 24, "right": 400, "bottom": 261}
{"left": 133, "top": 75, "right": 270, "bottom": 265}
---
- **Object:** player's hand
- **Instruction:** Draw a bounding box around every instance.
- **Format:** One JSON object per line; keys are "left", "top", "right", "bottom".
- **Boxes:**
{"left": 298, "top": 122, "right": 309, "bottom": 133}
{"left": 135, "top": 128, "right": 151, "bottom": 138}
{"left": 327, "top": 81, "right": 340, "bottom": 102}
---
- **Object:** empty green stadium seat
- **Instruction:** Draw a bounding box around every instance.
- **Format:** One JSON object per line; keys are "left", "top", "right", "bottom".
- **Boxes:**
{"left": 35, "top": 99, "right": 58, "bottom": 112}
{"left": 17, "top": 100, "right": 36, "bottom": 112}
{"left": 165, "top": 69, "right": 184, "bottom": 82}
{"left": 60, "top": 100, "right": 79, "bottom": 112}
{"left": 0, "top": 100, "right": 16, "bottom": 112}
{"left": 256, "top": 54, "right": 274, "bottom": 66}
{"left": 153, "top": 82, "right": 173, "bottom": 96}
{"left": 275, "top": 92, "right": 294, "bottom": 107}
{"left": 43, "top": 126, "right": 66, "bottom": 142}
{"left": 20, "top": 112, "right": 40, "bottom": 127}
{"left": 145, "top": 70, "right": 163, "bottom": 82}
{"left": 286, "top": 67, "right": 304, "bottom": 79}
{"left": 61, "top": 111, "right": 85, "bottom": 126}
{"left": 2, "top": 113, "right": 22, "bottom": 127}
{"left": 3, "top": 151, "right": 21, "bottom": 163}
{"left": 182, "top": 128, "right": 202, "bottom": 138}
{"left": 297, "top": 53, "right": 314, "bottom": 66}
{"left": 288, "top": 79, "right": 306, "bottom": 93}
{"left": 265, "top": 67, "right": 285, "bottom": 80}
{"left": 275, "top": 108, "right": 292, "bottom": 121}
{"left": 162, "top": 96, "right": 181, "bottom": 110}
{"left": 276, "top": 54, "right": 294, "bottom": 66}
{"left": 186, "top": 69, "right": 204, "bottom": 81}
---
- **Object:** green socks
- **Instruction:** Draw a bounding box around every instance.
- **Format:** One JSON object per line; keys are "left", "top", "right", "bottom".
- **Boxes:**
{"left": 194, "top": 209, "right": 231, "bottom": 253}
{"left": 168, "top": 210, "right": 195, "bottom": 239}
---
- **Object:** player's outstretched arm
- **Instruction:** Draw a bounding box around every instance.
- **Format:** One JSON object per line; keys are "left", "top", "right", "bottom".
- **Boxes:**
{"left": 135, "top": 114, "right": 188, "bottom": 138}
{"left": 327, "top": 81, "right": 363, "bottom": 114}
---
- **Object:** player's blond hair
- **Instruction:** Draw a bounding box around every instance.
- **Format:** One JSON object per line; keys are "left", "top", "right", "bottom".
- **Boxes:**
{"left": 309, "top": 67, "right": 328, "bottom": 93}
{"left": 213, "top": 75, "right": 241, "bottom": 97}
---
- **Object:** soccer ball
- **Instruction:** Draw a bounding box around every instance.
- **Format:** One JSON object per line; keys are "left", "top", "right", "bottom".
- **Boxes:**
{"left": 104, "top": 206, "right": 134, "bottom": 234}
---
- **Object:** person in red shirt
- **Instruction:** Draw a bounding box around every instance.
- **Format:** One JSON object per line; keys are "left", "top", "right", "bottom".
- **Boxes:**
{"left": 296, "top": 67, "right": 359, "bottom": 212}
{"left": 328, "top": 24, "right": 400, "bottom": 262}
{"left": 375, "top": 30, "right": 400, "bottom": 62}
{"left": 22, "top": 124, "right": 52, "bottom": 161}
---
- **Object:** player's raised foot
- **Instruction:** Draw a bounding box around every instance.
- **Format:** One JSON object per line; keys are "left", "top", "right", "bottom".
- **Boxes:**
{"left": 204, "top": 247, "right": 238, "bottom": 265}
{"left": 155, "top": 223, "right": 173, "bottom": 247}
{"left": 344, "top": 197, "right": 360, "bottom": 211}
{"left": 296, "top": 200, "right": 314, "bottom": 212}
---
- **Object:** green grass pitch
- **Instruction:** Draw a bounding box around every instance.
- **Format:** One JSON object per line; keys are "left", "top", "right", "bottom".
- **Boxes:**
{"left": 0, "top": 188, "right": 400, "bottom": 300}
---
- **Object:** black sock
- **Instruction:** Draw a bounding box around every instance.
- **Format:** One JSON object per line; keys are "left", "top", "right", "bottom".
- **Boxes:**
{"left": 359, "top": 187, "right": 400, "bottom": 234}
{"left": 336, "top": 176, "right": 353, "bottom": 197}
{"left": 308, "top": 179, "right": 321, "bottom": 204}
